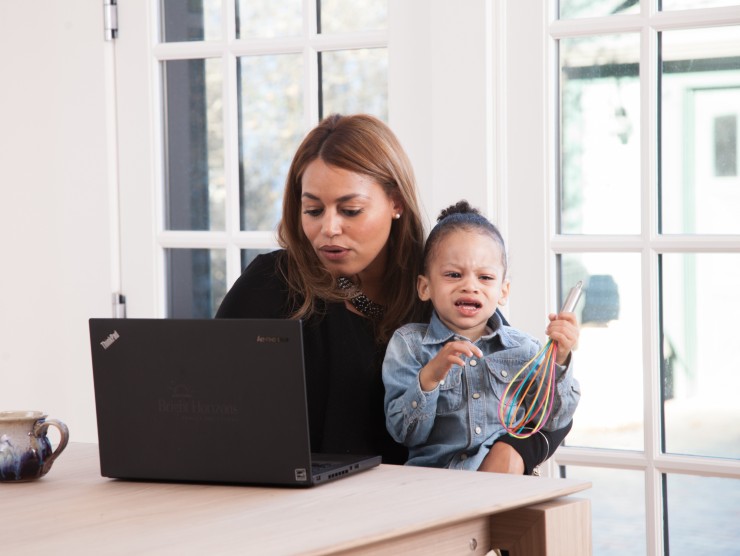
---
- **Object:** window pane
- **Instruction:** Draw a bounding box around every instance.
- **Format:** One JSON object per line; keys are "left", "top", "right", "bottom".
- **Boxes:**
{"left": 561, "top": 466, "right": 646, "bottom": 555}
{"left": 236, "top": 0, "right": 301, "bottom": 39}
{"left": 559, "top": 0, "right": 639, "bottom": 19}
{"left": 163, "top": 59, "right": 225, "bottom": 231}
{"left": 161, "top": 0, "right": 221, "bottom": 42}
{"left": 238, "top": 54, "right": 304, "bottom": 232}
{"left": 662, "top": 0, "right": 740, "bottom": 9}
{"left": 560, "top": 34, "right": 641, "bottom": 234}
{"left": 320, "top": 48, "right": 388, "bottom": 121}
{"left": 560, "top": 253, "right": 644, "bottom": 450}
{"left": 665, "top": 474, "right": 740, "bottom": 554}
{"left": 660, "top": 26, "right": 740, "bottom": 234}
{"left": 166, "top": 249, "right": 226, "bottom": 318}
{"left": 661, "top": 253, "right": 740, "bottom": 459}
{"left": 319, "top": 0, "right": 387, "bottom": 33}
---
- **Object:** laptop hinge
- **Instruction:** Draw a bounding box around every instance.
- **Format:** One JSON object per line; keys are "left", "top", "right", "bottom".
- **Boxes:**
{"left": 103, "top": 0, "right": 118, "bottom": 41}
{"left": 112, "top": 292, "right": 126, "bottom": 318}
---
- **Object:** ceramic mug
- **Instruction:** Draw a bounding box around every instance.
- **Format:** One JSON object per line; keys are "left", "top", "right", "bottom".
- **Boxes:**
{"left": 0, "top": 410, "right": 69, "bottom": 482}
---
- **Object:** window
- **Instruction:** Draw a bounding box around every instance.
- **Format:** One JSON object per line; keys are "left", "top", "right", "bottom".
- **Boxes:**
{"left": 153, "top": 0, "right": 388, "bottom": 317}
{"left": 546, "top": 2, "right": 740, "bottom": 554}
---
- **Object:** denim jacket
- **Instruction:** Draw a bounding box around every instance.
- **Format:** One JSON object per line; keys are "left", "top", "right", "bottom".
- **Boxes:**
{"left": 382, "top": 311, "right": 581, "bottom": 470}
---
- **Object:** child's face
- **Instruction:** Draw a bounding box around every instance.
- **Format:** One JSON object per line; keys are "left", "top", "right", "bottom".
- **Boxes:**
{"left": 417, "top": 229, "right": 510, "bottom": 341}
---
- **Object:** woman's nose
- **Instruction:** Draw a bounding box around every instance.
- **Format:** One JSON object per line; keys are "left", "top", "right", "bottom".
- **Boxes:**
{"left": 322, "top": 211, "right": 342, "bottom": 237}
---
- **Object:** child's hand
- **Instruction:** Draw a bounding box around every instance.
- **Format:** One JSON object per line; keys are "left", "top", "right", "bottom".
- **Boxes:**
{"left": 546, "top": 312, "right": 580, "bottom": 365}
{"left": 419, "top": 340, "right": 483, "bottom": 392}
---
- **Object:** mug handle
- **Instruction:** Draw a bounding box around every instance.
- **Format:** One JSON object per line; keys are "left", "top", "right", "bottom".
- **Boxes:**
{"left": 33, "top": 418, "right": 70, "bottom": 468}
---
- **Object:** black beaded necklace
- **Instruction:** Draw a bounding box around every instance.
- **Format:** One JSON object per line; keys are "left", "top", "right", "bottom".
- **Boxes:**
{"left": 336, "top": 276, "right": 385, "bottom": 320}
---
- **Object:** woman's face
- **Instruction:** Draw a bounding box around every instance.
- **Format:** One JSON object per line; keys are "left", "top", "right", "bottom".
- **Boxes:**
{"left": 301, "top": 159, "right": 401, "bottom": 281}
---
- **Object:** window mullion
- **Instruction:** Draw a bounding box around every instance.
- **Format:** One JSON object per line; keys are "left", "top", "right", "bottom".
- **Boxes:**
{"left": 224, "top": 47, "right": 242, "bottom": 286}
{"left": 304, "top": 0, "right": 320, "bottom": 128}
{"left": 644, "top": 12, "right": 665, "bottom": 553}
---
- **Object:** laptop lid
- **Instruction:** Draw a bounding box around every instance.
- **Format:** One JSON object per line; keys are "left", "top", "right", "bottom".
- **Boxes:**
{"left": 88, "top": 318, "right": 380, "bottom": 487}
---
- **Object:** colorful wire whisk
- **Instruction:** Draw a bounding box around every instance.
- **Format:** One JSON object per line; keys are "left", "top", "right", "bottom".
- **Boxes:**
{"left": 498, "top": 281, "right": 583, "bottom": 439}
{"left": 498, "top": 338, "right": 558, "bottom": 439}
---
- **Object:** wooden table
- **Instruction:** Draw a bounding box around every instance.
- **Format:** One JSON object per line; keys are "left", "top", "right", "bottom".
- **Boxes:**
{"left": 0, "top": 443, "right": 591, "bottom": 555}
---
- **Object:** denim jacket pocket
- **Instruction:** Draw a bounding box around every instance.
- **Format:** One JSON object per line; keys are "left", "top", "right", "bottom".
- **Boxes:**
{"left": 484, "top": 354, "right": 534, "bottom": 423}
{"left": 436, "top": 366, "right": 465, "bottom": 415}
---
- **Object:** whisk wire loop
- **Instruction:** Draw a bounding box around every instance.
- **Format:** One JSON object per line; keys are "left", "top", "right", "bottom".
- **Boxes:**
{"left": 498, "top": 281, "right": 582, "bottom": 440}
{"left": 499, "top": 339, "right": 559, "bottom": 439}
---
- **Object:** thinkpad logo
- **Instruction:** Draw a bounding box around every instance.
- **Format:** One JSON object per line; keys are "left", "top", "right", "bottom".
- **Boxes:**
{"left": 100, "top": 330, "right": 120, "bottom": 350}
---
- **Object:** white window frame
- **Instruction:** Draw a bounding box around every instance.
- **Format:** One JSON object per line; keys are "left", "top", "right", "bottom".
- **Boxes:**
{"left": 500, "top": 2, "right": 740, "bottom": 555}
{"left": 115, "top": 1, "right": 391, "bottom": 317}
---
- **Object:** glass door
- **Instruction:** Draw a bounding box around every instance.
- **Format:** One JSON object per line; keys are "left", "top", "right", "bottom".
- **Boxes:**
{"left": 549, "top": 1, "right": 740, "bottom": 554}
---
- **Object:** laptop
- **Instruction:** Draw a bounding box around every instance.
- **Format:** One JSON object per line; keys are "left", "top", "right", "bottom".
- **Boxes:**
{"left": 88, "top": 318, "right": 381, "bottom": 487}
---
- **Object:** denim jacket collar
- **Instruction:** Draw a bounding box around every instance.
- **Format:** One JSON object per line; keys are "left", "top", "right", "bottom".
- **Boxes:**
{"left": 422, "top": 310, "right": 520, "bottom": 349}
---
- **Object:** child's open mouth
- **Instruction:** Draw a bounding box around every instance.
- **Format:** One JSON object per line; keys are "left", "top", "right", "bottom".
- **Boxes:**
{"left": 455, "top": 300, "right": 482, "bottom": 315}
{"left": 455, "top": 300, "right": 482, "bottom": 308}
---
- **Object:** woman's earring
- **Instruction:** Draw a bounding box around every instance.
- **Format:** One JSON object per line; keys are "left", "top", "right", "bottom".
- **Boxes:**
{"left": 393, "top": 213, "right": 401, "bottom": 220}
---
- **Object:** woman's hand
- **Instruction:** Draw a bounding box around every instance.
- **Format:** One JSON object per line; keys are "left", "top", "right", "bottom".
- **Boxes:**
{"left": 478, "top": 442, "right": 525, "bottom": 474}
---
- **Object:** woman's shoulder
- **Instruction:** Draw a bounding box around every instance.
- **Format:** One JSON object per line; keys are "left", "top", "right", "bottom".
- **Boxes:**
{"left": 215, "top": 250, "right": 292, "bottom": 318}
{"left": 245, "top": 249, "right": 286, "bottom": 275}
{"left": 233, "top": 249, "right": 289, "bottom": 291}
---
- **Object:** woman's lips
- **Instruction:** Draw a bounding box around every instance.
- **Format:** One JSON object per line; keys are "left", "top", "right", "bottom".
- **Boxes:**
{"left": 318, "top": 245, "right": 350, "bottom": 261}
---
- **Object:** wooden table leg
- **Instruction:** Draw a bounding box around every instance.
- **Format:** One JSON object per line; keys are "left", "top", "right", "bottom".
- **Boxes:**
{"left": 489, "top": 497, "right": 591, "bottom": 556}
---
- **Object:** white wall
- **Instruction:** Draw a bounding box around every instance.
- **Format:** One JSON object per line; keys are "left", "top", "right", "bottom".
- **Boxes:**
{"left": 0, "top": 1, "right": 113, "bottom": 443}
{"left": 389, "top": 0, "right": 494, "bottom": 232}
{"left": 389, "top": 0, "right": 542, "bottom": 332}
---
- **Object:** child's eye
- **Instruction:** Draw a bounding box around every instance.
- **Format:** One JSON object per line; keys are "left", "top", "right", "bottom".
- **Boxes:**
{"left": 480, "top": 275, "right": 495, "bottom": 281}
{"left": 444, "top": 272, "right": 461, "bottom": 279}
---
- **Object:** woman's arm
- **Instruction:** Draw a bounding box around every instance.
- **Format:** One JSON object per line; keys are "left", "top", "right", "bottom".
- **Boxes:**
{"left": 478, "top": 421, "right": 573, "bottom": 475}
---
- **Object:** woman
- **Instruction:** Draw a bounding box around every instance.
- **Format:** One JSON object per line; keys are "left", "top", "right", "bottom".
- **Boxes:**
{"left": 216, "top": 114, "right": 570, "bottom": 473}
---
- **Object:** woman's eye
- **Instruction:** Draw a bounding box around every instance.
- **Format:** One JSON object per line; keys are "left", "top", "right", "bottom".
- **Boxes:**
{"left": 302, "top": 208, "right": 323, "bottom": 217}
{"left": 341, "top": 208, "right": 362, "bottom": 217}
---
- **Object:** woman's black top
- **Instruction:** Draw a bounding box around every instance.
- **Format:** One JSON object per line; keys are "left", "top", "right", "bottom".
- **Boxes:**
{"left": 215, "top": 250, "right": 571, "bottom": 471}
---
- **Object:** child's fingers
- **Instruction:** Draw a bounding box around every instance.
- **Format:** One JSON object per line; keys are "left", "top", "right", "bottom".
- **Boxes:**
{"left": 446, "top": 354, "right": 466, "bottom": 368}
{"left": 548, "top": 326, "right": 578, "bottom": 352}
{"left": 445, "top": 340, "right": 483, "bottom": 359}
{"left": 550, "top": 311, "right": 577, "bottom": 324}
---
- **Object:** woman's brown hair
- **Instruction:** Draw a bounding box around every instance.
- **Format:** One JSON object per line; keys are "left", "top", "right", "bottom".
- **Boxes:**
{"left": 277, "top": 114, "right": 426, "bottom": 343}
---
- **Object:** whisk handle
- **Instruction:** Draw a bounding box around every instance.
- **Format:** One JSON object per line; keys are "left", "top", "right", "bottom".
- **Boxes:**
{"left": 561, "top": 281, "right": 584, "bottom": 313}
